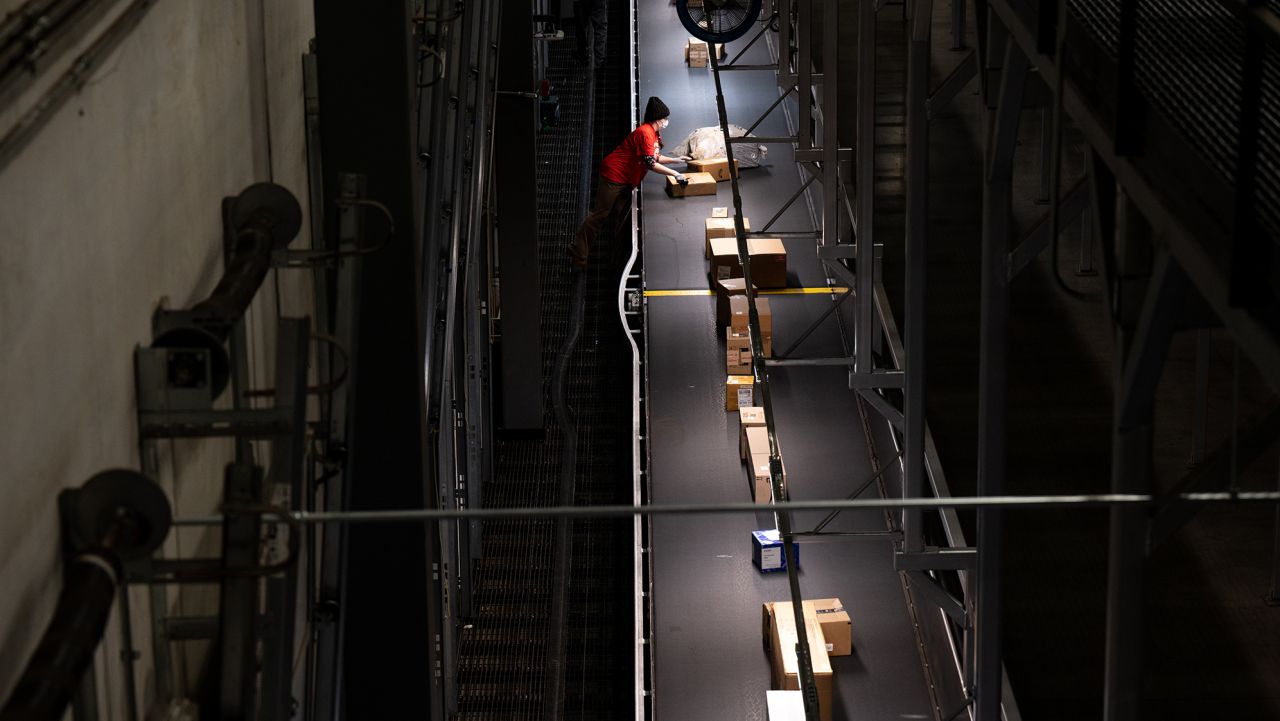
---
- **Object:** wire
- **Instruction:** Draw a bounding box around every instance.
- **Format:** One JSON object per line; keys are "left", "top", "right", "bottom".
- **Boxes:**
{"left": 242, "top": 332, "right": 351, "bottom": 397}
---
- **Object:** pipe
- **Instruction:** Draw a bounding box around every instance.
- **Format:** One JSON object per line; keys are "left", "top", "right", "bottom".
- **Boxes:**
{"left": 0, "top": 554, "right": 119, "bottom": 721}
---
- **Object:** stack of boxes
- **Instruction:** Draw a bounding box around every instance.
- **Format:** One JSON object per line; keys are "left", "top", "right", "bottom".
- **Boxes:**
{"left": 684, "top": 37, "right": 724, "bottom": 67}
{"left": 761, "top": 599, "right": 853, "bottom": 721}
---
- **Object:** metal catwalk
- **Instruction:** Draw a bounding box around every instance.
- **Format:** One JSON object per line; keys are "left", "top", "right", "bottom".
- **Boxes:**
{"left": 639, "top": 5, "right": 938, "bottom": 720}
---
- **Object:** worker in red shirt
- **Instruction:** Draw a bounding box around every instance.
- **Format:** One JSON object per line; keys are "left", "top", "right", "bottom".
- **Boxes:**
{"left": 569, "top": 96, "right": 690, "bottom": 269}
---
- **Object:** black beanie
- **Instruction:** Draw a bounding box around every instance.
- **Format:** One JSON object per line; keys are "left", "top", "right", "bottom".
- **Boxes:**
{"left": 643, "top": 96, "right": 670, "bottom": 124}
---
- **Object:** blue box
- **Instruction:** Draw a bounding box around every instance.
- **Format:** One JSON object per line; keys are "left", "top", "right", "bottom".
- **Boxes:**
{"left": 752, "top": 529, "right": 798, "bottom": 573}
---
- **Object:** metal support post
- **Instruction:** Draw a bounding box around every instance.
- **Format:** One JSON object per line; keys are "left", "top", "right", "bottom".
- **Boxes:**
{"left": 1190, "top": 330, "right": 1211, "bottom": 466}
{"left": 952, "top": 0, "right": 966, "bottom": 49}
{"left": 904, "top": 0, "right": 933, "bottom": 554}
{"left": 974, "top": 34, "right": 1028, "bottom": 721}
{"left": 1103, "top": 218, "right": 1188, "bottom": 721}
{"left": 1269, "top": 456, "right": 1280, "bottom": 605}
{"left": 854, "top": 0, "right": 877, "bottom": 377}
{"left": 218, "top": 463, "right": 265, "bottom": 718}
{"left": 797, "top": 0, "right": 813, "bottom": 151}
{"left": 260, "top": 318, "right": 311, "bottom": 721}
{"left": 821, "top": 0, "right": 839, "bottom": 249}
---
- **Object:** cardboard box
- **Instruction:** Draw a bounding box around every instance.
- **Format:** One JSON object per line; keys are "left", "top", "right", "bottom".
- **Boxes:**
{"left": 726, "top": 375, "right": 754, "bottom": 411}
{"left": 727, "top": 346, "right": 751, "bottom": 375}
{"left": 748, "top": 238, "right": 788, "bottom": 288}
{"left": 709, "top": 236, "right": 742, "bottom": 282}
{"left": 728, "top": 328, "right": 771, "bottom": 361}
{"left": 729, "top": 295, "right": 773, "bottom": 335}
{"left": 739, "top": 406, "right": 765, "bottom": 459}
{"left": 745, "top": 425, "right": 771, "bottom": 459}
{"left": 715, "top": 278, "right": 753, "bottom": 326}
{"left": 752, "top": 529, "right": 795, "bottom": 572}
{"left": 704, "top": 216, "right": 750, "bottom": 258}
{"left": 763, "top": 602, "right": 833, "bottom": 721}
{"left": 811, "top": 598, "right": 852, "bottom": 657}
{"left": 766, "top": 690, "right": 806, "bottom": 721}
{"left": 711, "top": 206, "right": 729, "bottom": 218}
{"left": 750, "top": 453, "right": 787, "bottom": 503}
{"left": 689, "top": 157, "right": 739, "bottom": 182}
{"left": 666, "top": 172, "right": 717, "bottom": 197}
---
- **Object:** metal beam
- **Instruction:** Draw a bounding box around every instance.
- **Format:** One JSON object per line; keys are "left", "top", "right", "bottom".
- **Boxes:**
{"left": 1006, "top": 176, "right": 1091, "bottom": 280}
{"left": 897, "top": 547, "right": 978, "bottom": 571}
{"left": 974, "top": 32, "right": 1028, "bottom": 721}
{"left": 906, "top": 570, "right": 969, "bottom": 623}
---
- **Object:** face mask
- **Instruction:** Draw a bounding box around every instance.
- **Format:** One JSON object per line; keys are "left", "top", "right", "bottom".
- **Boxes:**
{"left": 658, "top": 118, "right": 668, "bottom": 130}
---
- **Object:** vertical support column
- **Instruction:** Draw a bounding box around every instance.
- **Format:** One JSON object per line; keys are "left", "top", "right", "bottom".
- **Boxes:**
{"left": 952, "top": 0, "right": 966, "bottom": 50}
{"left": 903, "top": 0, "right": 933, "bottom": 553}
{"left": 974, "top": 34, "right": 1027, "bottom": 721}
{"left": 854, "top": 0, "right": 877, "bottom": 377}
{"left": 1268, "top": 455, "right": 1280, "bottom": 605}
{"left": 797, "top": 0, "right": 813, "bottom": 151}
{"left": 1189, "top": 330, "right": 1211, "bottom": 466}
{"left": 821, "top": 0, "right": 839, "bottom": 248}
{"left": 1103, "top": 205, "right": 1186, "bottom": 721}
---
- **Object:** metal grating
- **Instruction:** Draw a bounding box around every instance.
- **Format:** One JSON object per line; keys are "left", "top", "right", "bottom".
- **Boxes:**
{"left": 456, "top": 3, "right": 636, "bottom": 716}
{"left": 1068, "top": 0, "right": 1280, "bottom": 239}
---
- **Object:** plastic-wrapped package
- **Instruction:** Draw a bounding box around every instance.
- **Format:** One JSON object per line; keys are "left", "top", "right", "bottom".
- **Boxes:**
{"left": 670, "top": 124, "right": 768, "bottom": 168}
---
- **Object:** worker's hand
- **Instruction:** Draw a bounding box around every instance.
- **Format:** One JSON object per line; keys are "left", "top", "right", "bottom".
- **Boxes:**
{"left": 678, "top": 155, "right": 693, "bottom": 162}
{"left": 675, "top": 173, "right": 688, "bottom": 185}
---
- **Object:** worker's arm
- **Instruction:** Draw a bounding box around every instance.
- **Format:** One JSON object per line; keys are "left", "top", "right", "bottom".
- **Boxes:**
{"left": 657, "top": 153, "right": 691, "bottom": 164}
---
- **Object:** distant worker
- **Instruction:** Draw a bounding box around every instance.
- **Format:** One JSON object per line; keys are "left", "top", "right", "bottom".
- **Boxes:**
{"left": 574, "top": 0, "right": 608, "bottom": 67}
{"left": 569, "top": 96, "right": 690, "bottom": 269}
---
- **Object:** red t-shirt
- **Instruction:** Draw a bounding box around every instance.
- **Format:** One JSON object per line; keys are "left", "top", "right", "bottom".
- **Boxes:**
{"left": 599, "top": 123, "right": 661, "bottom": 187}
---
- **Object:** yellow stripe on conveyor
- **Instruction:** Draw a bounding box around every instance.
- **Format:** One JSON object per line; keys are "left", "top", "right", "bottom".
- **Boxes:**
{"left": 643, "top": 287, "right": 849, "bottom": 297}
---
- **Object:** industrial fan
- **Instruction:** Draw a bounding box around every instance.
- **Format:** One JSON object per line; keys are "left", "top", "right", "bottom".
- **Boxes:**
{"left": 676, "top": 0, "right": 763, "bottom": 44}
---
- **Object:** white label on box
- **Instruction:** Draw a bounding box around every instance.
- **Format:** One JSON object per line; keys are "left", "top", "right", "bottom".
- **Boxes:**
{"left": 737, "top": 386, "right": 754, "bottom": 408}
{"left": 761, "top": 546, "right": 782, "bottom": 569}
{"left": 826, "top": 643, "right": 834, "bottom": 652}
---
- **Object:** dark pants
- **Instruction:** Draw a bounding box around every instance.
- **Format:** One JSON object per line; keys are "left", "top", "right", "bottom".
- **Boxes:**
{"left": 574, "top": 0, "right": 608, "bottom": 66}
{"left": 569, "top": 179, "right": 631, "bottom": 268}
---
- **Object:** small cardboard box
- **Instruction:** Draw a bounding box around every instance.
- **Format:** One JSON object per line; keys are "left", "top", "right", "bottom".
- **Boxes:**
{"left": 689, "top": 157, "right": 738, "bottom": 182}
{"left": 715, "top": 278, "right": 753, "bottom": 325}
{"left": 711, "top": 206, "right": 729, "bottom": 218}
{"left": 729, "top": 295, "right": 773, "bottom": 335}
{"left": 666, "top": 172, "right": 717, "bottom": 197}
{"left": 709, "top": 236, "right": 742, "bottom": 282}
{"left": 748, "top": 238, "right": 788, "bottom": 288}
{"left": 726, "top": 375, "right": 754, "bottom": 411}
{"left": 704, "top": 216, "right": 750, "bottom": 258}
{"left": 751, "top": 529, "right": 794, "bottom": 572}
{"left": 727, "top": 346, "right": 751, "bottom": 375}
{"left": 739, "top": 406, "right": 765, "bottom": 459}
{"left": 750, "top": 453, "right": 786, "bottom": 503}
{"left": 728, "top": 328, "right": 772, "bottom": 361}
{"left": 811, "top": 598, "right": 852, "bottom": 657}
{"left": 763, "top": 602, "right": 832, "bottom": 721}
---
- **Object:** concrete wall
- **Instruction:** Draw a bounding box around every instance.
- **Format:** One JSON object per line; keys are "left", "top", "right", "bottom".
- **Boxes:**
{"left": 0, "top": 0, "right": 315, "bottom": 716}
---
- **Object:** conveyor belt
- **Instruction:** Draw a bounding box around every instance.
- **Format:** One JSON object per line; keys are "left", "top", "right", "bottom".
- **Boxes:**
{"left": 1067, "top": 0, "right": 1280, "bottom": 238}
{"left": 639, "top": 5, "right": 939, "bottom": 720}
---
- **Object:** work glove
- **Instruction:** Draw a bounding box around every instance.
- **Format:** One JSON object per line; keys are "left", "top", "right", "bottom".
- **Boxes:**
{"left": 675, "top": 173, "right": 688, "bottom": 185}
{"left": 678, "top": 155, "right": 693, "bottom": 162}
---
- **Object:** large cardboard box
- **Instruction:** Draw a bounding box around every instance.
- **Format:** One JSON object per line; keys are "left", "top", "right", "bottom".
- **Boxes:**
{"left": 705, "top": 216, "right": 750, "bottom": 258}
{"left": 709, "top": 236, "right": 742, "bottom": 282}
{"left": 666, "top": 172, "right": 717, "bottom": 197}
{"left": 811, "top": 598, "right": 852, "bottom": 657}
{"left": 748, "top": 238, "right": 788, "bottom": 288}
{"left": 739, "top": 406, "right": 765, "bottom": 459}
{"left": 715, "top": 278, "right": 753, "bottom": 326}
{"left": 745, "top": 425, "right": 771, "bottom": 458}
{"left": 763, "top": 602, "right": 833, "bottom": 721}
{"left": 689, "top": 156, "right": 739, "bottom": 182}
{"left": 726, "top": 375, "right": 754, "bottom": 411}
{"left": 729, "top": 295, "right": 773, "bottom": 335}
{"left": 686, "top": 37, "right": 709, "bottom": 67}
